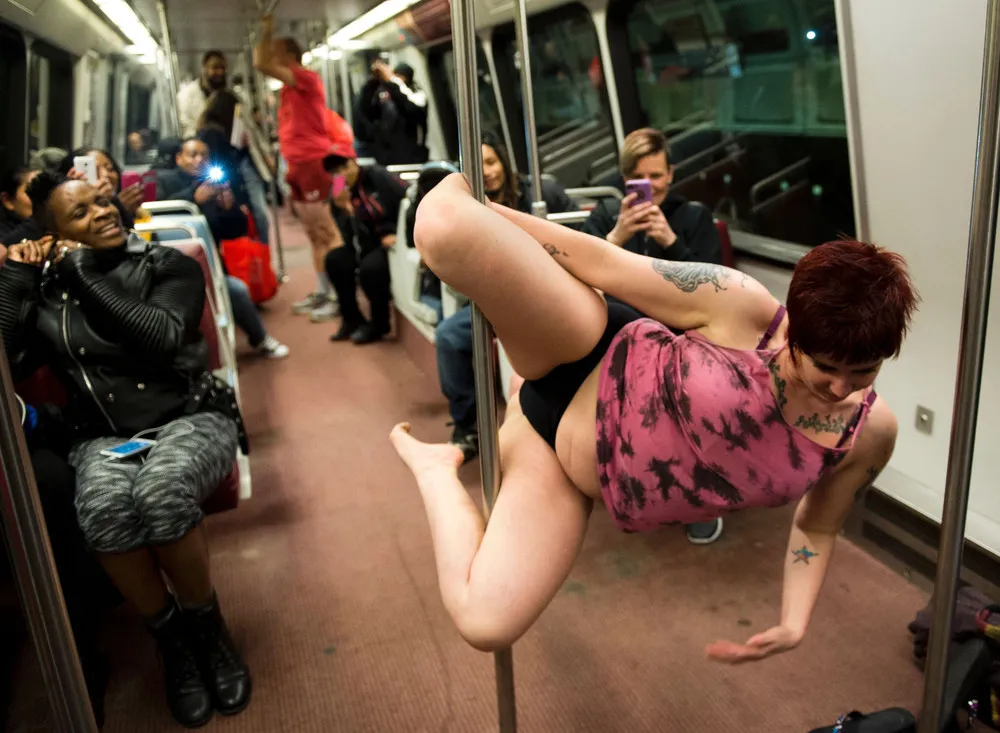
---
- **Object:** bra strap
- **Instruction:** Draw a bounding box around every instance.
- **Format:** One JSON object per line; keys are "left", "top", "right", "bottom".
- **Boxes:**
{"left": 835, "top": 390, "right": 879, "bottom": 449}
{"left": 757, "top": 305, "right": 787, "bottom": 350}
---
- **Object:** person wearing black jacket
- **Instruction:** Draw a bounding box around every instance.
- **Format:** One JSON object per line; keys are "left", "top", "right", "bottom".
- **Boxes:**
{"left": 581, "top": 127, "right": 721, "bottom": 266}
{"left": 0, "top": 173, "right": 252, "bottom": 727}
{"left": 581, "top": 127, "right": 724, "bottom": 546}
{"left": 354, "top": 57, "right": 429, "bottom": 165}
{"left": 59, "top": 148, "right": 145, "bottom": 232}
{"left": 324, "top": 143, "right": 409, "bottom": 344}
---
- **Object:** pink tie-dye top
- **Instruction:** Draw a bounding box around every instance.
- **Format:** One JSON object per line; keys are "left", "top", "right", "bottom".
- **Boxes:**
{"left": 595, "top": 307, "right": 876, "bottom": 533}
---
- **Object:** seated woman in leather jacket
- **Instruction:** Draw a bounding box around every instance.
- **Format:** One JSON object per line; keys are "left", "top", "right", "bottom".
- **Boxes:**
{"left": 0, "top": 172, "right": 251, "bottom": 728}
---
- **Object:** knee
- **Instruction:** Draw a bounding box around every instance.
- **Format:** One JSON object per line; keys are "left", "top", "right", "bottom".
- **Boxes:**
{"left": 133, "top": 483, "right": 202, "bottom": 545}
{"left": 227, "top": 276, "right": 251, "bottom": 301}
{"left": 452, "top": 610, "right": 524, "bottom": 653}
{"left": 358, "top": 253, "right": 389, "bottom": 285}
{"left": 325, "top": 246, "right": 355, "bottom": 276}
{"left": 75, "top": 483, "right": 146, "bottom": 553}
{"left": 412, "top": 195, "right": 457, "bottom": 270}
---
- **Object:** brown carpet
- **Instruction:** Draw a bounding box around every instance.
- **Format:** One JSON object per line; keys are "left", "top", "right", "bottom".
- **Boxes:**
{"left": 9, "top": 209, "right": 929, "bottom": 732}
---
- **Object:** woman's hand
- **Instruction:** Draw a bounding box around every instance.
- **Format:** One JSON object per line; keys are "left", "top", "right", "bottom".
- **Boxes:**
{"left": 118, "top": 183, "right": 144, "bottom": 214}
{"left": 67, "top": 167, "right": 114, "bottom": 198}
{"left": 607, "top": 194, "right": 651, "bottom": 246}
{"left": 705, "top": 624, "right": 803, "bottom": 664}
{"left": 7, "top": 236, "right": 55, "bottom": 265}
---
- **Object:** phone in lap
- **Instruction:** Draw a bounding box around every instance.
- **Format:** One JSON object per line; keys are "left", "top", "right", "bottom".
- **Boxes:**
{"left": 74, "top": 155, "right": 98, "bottom": 184}
{"left": 121, "top": 170, "right": 157, "bottom": 203}
{"left": 100, "top": 439, "right": 156, "bottom": 459}
{"left": 625, "top": 178, "right": 653, "bottom": 207}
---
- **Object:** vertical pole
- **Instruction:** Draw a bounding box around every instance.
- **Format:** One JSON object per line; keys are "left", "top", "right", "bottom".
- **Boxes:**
{"left": 511, "top": 0, "right": 545, "bottom": 218}
{"left": 248, "top": 29, "right": 288, "bottom": 282}
{"left": 338, "top": 53, "right": 353, "bottom": 128}
{"left": 917, "top": 2, "right": 1000, "bottom": 731}
{"left": 0, "top": 344, "right": 98, "bottom": 733}
{"left": 155, "top": 0, "right": 181, "bottom": 137}
{"left": 449, "top": 0, "right": 516, "bottom": 730}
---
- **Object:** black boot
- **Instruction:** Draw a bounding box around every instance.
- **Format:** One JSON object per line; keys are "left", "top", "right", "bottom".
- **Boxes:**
{"left": 350, "top": 322, "right": 385, "bottom": 345}
{"left": 185, "top": 595, "right": 251, "bottom": 716}
{"left": 331, "top": 317, "right": 366, "bottom": 341}
{"left": 146, "top": 601, "right": 213, "bottom": 728}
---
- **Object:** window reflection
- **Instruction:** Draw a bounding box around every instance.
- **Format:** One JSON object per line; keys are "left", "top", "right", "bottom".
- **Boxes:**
{"left": 623, "top": 0, "right": 855, "bottom": 247}
{"left": 441, "top": 45, "right": 502, "bottom": 139}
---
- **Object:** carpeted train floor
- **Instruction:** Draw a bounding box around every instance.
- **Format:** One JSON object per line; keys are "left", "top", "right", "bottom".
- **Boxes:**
{"left": 8, "top": 210, "right": 929, "bottom": 732}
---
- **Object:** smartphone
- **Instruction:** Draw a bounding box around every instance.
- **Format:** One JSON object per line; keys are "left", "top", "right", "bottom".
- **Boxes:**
{"left": 625, "top": 178, "right": 653, "bottom": 207}
{"left": 74, "top": 155, "right": 98, "bottom": 184}
{"left": 121, "top": 171, "right": 157, "bottom": 203}
{"left": 100, "top": 439, "right": 156, "bottom": 459}
{"left": 332, "top": 174, "right": 347, "bottom": 198}
{"left": 206, "top": 166, "right": 226, "bottom": 184}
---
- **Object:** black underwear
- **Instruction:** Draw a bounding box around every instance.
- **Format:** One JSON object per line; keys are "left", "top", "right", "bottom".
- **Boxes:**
{"left": 519, "top": 302, "right": 644, "bottom": 450}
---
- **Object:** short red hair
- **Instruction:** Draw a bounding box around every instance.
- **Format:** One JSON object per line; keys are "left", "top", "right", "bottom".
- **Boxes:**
{"left": 787, "top": 239, "right": 918, "bottom": 364}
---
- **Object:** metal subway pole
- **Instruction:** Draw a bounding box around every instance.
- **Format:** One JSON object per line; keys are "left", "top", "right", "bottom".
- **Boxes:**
{"left": 249, "top": 15, "right": 288, "bottom": 282}
{"left": 511, "top": 0, "right": 545, "bottom": 218}
{"left": 155, "top": 0, "right": 181, "bottom": 136}
{"left": 0, "top": 344, "right": 98, "bottom": 733}
{"left": 449, "top": 0, "right": 516, "bottom": 729}
{"left": 917, "top": 2, "right": 1000, "bottom": 731}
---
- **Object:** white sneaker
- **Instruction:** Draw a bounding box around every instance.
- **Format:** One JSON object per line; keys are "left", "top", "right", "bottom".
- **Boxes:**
{"left": 309, "top": 299, "right": 339, "bottom": 322}
{"left": 292, "top": 292, "right": 326, "bottom": 315}
{"left": 257, "top": 335, "right": 290, "bottom": 359}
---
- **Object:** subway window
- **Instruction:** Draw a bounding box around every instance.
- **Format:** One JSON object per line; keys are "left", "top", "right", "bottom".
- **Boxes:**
{"left": 493, "top": 5, "right": 617, "bottom": 186}
{"left": 0, "top": 24, "right": 27, "bottom": 168}
{"left": 613, "top": 0, "right": 855, "bottom": 248}
{"left": 425, "top": 42, "right": 498, "bottom": 162}
{"left": 27, "top": 41, "right": 74, "bottom": 156}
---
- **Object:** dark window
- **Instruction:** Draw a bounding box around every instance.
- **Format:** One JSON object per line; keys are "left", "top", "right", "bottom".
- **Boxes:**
{"left": 0, "top": 23, "right": 27, "bottom": 169}
{"left": 613, "top": 0, "right": 855, "bottom": 247}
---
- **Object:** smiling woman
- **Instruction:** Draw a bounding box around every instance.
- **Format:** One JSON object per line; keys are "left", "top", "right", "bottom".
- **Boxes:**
{"left": 0, "top": 172, "right": 253, "bottom": 727}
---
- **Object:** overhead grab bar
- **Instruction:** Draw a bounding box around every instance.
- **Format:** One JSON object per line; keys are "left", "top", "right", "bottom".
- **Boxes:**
{"left": 449, "top": 0, "right": 517, "bottom": 728}
{"left": 918, "top": 2, "right": 1000, "bottom": 731}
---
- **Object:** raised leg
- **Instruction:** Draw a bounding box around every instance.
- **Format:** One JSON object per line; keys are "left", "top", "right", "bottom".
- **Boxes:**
{"left": 415, "top": 174, "right": 608, "bottom": 380}
{"left": 390, "top": 407, "right": 592, "bottom": 651}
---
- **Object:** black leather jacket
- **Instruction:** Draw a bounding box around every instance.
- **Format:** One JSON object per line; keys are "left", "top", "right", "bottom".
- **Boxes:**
{"left": 0, "top": 236, "right": 208, "bottom": 440}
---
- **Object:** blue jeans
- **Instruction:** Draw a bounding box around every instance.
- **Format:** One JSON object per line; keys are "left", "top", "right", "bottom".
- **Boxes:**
{"left": 240, "top": 157, "right": 270, "bottom": 245}
{"left": 227, "top": 276, "right": 266, "bottom": 347}
{"left": 435, "top": 305, "right": 475, "bottom": 428}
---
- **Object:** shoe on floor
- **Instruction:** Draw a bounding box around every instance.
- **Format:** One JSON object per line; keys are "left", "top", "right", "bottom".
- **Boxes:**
{"left": 350, "top": 322, "right": 385, "bottom": 344}
{"left": 686, "top": 518, "right": 723, "bottom": 545}
{"left": 449, "top": 423, "right": 479, "bottom": 464}
{"left": 309, "top": 299, "right": 339, "bottom": 322}
{"left": 256, "top": 335, "right": 289, "bottom": 359}
{"left": 292, "top": 292, "right": 326, "bottom": 315}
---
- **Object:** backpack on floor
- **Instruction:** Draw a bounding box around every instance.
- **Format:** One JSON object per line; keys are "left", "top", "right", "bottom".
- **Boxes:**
{"left": 221, "top": 214, "right": 278, "bottom": 304}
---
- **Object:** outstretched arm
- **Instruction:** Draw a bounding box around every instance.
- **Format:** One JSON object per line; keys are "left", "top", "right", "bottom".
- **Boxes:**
{"left": 253, "top": 15, "right": 296, "bottom": 87}
{"left": 707, "top": 402, "right": 898, "bottom": 664}
{"left": 487, "top": 189, "right": 776, "bottom": 334}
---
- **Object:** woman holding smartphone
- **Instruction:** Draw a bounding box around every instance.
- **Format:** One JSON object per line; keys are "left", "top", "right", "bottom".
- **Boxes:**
{"left": 0, "top": 172, "right": 252, "bottom": 727}
{"left": 59, "top": 148, "right": 149, "bottom": 230}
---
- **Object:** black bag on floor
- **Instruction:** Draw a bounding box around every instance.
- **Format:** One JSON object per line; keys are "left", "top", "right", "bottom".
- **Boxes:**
{"left": 808, "top": 708, "right": 916, "bottom": 733}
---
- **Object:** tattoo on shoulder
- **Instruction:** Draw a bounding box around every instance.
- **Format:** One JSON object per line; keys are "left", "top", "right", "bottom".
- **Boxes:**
{"left": 543, "top": 243, "right": 567, "bottom": 258}
{"left": 650, "top": 260, "right": 728, "bottom": 293}
{"left": 794, "top": 413, "right": 847, "bottom": 435}
{"left": 792, "top": 546, "right": 818, "bottom": 564}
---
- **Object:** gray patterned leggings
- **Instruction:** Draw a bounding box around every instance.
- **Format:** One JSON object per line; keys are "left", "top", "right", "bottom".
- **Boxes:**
{"left": 68, "top": 411, "right": 238, "bottom": 554}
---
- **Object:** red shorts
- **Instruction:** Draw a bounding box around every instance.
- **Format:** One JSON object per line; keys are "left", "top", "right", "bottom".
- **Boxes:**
{"left": 285, "top": 158, "right": 333, "bottom": 203}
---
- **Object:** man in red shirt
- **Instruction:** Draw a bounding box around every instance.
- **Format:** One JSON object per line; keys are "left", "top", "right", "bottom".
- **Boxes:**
{"left": 253, "top": 14, "right": 345, "bottom": 321}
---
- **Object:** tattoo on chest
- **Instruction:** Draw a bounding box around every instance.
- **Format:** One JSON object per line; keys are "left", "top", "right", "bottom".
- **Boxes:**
{"left": 768, "top": 359, "right": 788, "bottom": 409}
{"left": 794, "top": 413, "right": 847, "bottom": 435}
{"left": 792, "top": 546, "right": 818, "bottom": 564}
{"left": 651, "top": 260, "right": 728, "bottom": 293}
{"left": 543, "top": 243, "right": 567, "bottom": 258}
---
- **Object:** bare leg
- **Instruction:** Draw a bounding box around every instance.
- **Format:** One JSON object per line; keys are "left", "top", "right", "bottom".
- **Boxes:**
{"left": 415, "top": 174, "right": 608, "bottom": 380}
{"left": 152, "top": 525, "right": 214, "bottom": 607}
{"left": 390, "top": 406, "right": 592, "bottom": 651}
{"left": 97, "top": 549, "right": 171, "bottom": 617}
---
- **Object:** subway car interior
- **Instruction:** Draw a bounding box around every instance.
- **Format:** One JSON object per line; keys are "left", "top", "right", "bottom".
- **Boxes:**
{"left": 0, "top": 0, "right": 999, "bottom": 730}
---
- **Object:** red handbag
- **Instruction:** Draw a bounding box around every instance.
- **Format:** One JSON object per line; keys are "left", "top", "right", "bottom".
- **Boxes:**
{"left": 220, "top": 214, "right": 278, "bottom": 304}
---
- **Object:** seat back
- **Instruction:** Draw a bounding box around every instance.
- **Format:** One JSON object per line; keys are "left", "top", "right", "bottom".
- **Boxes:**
{"left": 714, "top": 218, "right": 735, "bottom": 269}
{"left": 165, "top": 241, "right": 223, "bottom": 371}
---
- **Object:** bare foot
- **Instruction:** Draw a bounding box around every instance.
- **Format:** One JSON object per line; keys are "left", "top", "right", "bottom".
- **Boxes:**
{"left": 390, "top": 423, "right": 464, "bottom": 478}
